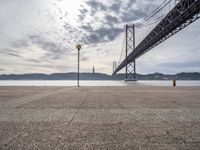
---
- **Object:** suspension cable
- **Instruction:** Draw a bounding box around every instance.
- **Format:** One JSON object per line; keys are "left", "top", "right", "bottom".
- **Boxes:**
{"left": 135, "top": 0, "right": 174, "bottom": 27}
{"left": 118, "top": 30, "right": 126, "bottom": 65}
{"left": 137, "top": 14, "right": 167, "bottom": 28}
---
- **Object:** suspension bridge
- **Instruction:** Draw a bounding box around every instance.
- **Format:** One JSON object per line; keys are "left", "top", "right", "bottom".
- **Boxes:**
{"left": 112, "top": 0, "right": 200, "bottom": 80}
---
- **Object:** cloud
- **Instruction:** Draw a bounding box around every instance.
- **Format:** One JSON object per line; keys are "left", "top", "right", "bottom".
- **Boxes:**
{"left": 120, "top": 10, "right": 147, "bottom": 22}
{"left": 109, "top": 1, "right": 122, "bottom": 13}
{"left": 82, "top": 24, "right": 93, "bottom": 32}
{"left": 11, "top": 39, "right": 29, "bottom": 48}
{"left": 105, "top": 15, "right": 120, "bottom": 24}
{"left": 86, "top": 1, "right": 107, "bottom": 13}
{"left": 81, "top": 55, "right": 89, "bottom": 61}
{"left": 24, "top": 58, "right": 42, "bottom": 63}
{"left": 28, "top": 35, "right": 70, "bottom": 60}
{"left": 83, "top": 26, "right": 124, "bottom": 44}
{"left": 79, "top": 0, "right": 158, "bottom": 45}
{"left": 4, "top": 33, "right": 72, "bottom": 61}
{"left": 0, "top": 48, "right": 23, "bottom": 58}
{"left": 78, "top": 8, "right": 89, "bottom": 21}
{"left": 160, "top": 60, "right": 200, "bottom": 70}
{"left": 119, "top": 0, "right": 157, "bottom": 22}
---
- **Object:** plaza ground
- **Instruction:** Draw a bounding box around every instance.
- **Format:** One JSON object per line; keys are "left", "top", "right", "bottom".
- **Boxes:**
{"left": 0, "top": 86, "right": 200, "bottom": 149}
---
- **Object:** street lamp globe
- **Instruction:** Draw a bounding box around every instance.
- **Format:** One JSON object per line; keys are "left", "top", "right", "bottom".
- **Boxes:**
{"left": 76, "top": 44, "right": 81, "bottom": 51}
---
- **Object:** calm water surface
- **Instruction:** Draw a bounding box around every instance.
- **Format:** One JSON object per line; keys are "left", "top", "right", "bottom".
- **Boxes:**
{"left": 0, "top": 80, "right": 200, "bottom": 86}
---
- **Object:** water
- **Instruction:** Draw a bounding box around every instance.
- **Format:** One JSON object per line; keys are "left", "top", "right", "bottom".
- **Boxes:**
{"left": 0, "top": 80, "right": 200, "bottom": 86}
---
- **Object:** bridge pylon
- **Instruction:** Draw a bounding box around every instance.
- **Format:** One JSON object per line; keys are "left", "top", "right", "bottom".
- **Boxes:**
{"left": 125, "top": 24, "right": 136, "bottom": 81}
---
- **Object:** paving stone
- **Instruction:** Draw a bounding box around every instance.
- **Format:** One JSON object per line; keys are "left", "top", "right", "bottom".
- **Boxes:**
{"left": 0, "top": 86, "right": 200, "bottom": 149}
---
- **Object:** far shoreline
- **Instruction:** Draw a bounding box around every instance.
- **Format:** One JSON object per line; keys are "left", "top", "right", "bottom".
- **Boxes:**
{"left": 0, "top": 80, "right": 200, "bottom": 87}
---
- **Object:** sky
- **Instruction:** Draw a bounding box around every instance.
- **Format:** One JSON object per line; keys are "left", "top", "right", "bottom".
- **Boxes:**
{"left": 0, "top": 0, "right": 200, "bottom": 75}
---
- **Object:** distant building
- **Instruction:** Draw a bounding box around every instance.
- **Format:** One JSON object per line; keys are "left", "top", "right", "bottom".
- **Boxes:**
{"left": 93, "top": 66, "right": 95, "bottom": 73}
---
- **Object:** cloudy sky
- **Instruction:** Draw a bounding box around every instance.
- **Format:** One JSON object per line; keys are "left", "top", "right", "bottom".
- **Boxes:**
{"left": 0, "top": 0, "right": 200, "bottom": 75}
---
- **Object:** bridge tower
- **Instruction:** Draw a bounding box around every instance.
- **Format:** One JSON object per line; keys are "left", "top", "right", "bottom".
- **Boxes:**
{"left": 125, "top": 24, "right": 136, "bottom": 81}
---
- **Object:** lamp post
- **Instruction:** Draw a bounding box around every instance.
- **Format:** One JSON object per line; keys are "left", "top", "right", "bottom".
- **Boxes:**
{"left": 76, "top": 44, "right": 81, "bottom": 87}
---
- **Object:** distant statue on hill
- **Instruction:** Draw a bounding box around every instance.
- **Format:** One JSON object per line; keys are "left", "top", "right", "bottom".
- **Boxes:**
{"left": 93, "top": 66, "right": 95, "bottom": 73}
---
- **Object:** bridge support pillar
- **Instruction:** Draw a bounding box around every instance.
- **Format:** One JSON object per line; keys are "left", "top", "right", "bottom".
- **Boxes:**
{"left": 125, "top": 24, "right": 137, "bottom": 81}
{"left": 125, "top": 60, "right": 136, "bottom": 81}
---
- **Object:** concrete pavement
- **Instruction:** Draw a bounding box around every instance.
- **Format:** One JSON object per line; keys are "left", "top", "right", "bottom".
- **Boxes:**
{"left": 0, "top": 86, "right": 200, "bottom": 149}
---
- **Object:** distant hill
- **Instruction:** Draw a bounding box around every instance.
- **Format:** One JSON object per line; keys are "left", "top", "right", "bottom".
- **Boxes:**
{"left": 0, "top": 72, "right": 200, "bottom": 80}
{"left": 113, "top": 72, "right": 200, "bottom": 80}
{"left": 0, "top": 73, "right": 112, "bottom": 80}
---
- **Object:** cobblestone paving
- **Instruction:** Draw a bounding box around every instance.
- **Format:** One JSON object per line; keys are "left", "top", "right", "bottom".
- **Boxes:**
{"left": 0, "top": 86, "right": 200, "bottom": 149}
